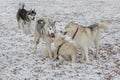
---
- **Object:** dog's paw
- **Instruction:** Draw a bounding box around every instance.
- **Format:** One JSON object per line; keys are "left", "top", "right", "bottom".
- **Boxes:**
{"left": 94, "top": 55, "right": 99, "bottom": 59}
{"left": 32, "top": 49, "right": 36, "bottom": 54}
{"left": 86, "top": 60, "right": 91, "bottom": 64}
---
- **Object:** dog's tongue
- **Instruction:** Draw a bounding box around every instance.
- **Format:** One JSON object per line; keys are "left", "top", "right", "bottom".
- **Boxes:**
{"left": 51, "top": 33, "right": 55, "bottom": 38}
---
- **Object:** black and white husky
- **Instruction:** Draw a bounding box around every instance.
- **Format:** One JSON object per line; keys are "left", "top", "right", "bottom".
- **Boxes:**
{"left": 33, "top": 18, "right": 56, "bottom": 59}
{"left": 16, "top": 3, "right": 36, "bottom": 34}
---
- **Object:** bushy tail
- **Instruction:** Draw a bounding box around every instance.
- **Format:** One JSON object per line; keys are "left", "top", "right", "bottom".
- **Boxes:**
{"left": 36, "top": 18, "right": 47, "bottom": 29}
{"left": 98, "top": 23, "right": 108, "bottom": 30}
{"left": 19, "top": 3, "right": 25, "bottom": 9}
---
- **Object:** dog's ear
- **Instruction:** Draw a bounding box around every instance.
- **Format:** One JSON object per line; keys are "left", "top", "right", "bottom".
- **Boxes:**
{"left": 53, "top": 21, "right": 56, "bottom": 25}
{"left": 51, "top": 21, "right": 56, "bottom": 26}
{"left": 33, "top": 9, "right": 35, "bottom": 11}
{"left": 29, "top": 8, "right": 32, "bottom": 12}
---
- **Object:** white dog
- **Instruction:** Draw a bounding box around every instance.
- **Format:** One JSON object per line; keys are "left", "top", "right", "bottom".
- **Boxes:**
{"left": 61, "top": 22, "right": 108, "bottom": 63}
{"left": 41, "top": 37, "right": 77, "bottom": 63}
{"left": 33, "top": 18, "right": 56, "bottom": 59}
{"left": 53, "top": 37, "right": 77, "bottom": 63}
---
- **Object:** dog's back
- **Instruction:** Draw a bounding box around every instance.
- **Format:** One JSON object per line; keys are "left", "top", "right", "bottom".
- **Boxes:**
{"left": 16, "top": 3, "right": 28, "bottom": 21}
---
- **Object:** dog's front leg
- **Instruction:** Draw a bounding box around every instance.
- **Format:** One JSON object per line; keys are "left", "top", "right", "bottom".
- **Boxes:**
{"left": 26, "top": 22, "right": 31, "bottom": 34}
{"left": 59, "top": 55, "right": 65, "bottom": 63}
{"left": 46, "top": 43, "right": 52, "bottom": 59}
{"left": 33, "top": 30, "right": 40, "bottom": 54}
{"left": 94, "top": 37, "right": 100, "bottom": 58}
{"left": 84, "top": 47, "right": 90, "bottom": 64}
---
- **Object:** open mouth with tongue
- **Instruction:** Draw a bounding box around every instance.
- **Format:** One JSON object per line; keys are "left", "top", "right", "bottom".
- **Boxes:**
{"left": 48, "top": 33, "right": 55, "bottom": 38}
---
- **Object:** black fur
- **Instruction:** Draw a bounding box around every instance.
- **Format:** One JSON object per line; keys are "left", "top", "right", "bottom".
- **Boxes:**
{"left": 88, "top": 23, "right": 98, "bottom": 31}
{"left": 17, "top": 9, "right": 29, "bottom": 21}
{"left": 17, "top": 9, "right": 36, "bottom": 22}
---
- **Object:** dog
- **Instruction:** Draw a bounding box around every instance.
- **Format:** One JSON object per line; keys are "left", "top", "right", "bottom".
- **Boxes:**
{"left": 33, "top": 18, "right": 56, "bottom": 59}
{"left": 53, "top": 37, "right": 77, "bottom": 63}
{"left": 61, "top": 22, "right": 108, "bottom": 63}
{"left": 16, "top": 3, "right": 36, "bottom": 34}
{"left": 41, "top": 37, "right": 77, "bottom": 63}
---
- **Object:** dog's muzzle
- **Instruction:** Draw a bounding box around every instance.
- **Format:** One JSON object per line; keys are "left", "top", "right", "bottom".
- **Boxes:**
{"left": 32, "top": 17, "right": 35, "bottom": 20}
{"left": 49, "top": 33, "right": 55, "bottom": 38}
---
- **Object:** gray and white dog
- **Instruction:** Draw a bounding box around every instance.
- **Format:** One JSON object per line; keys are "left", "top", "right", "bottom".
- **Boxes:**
{"left": 16, "top": 3, "right": 36, "bottom": 34}
{"left": 33, "top": 18, "right": 56, "bottom": 58}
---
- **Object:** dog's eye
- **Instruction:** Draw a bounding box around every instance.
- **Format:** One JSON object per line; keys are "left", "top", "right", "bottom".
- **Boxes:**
{"left": 32, "top": 11, "right": 34, "bottom": 13}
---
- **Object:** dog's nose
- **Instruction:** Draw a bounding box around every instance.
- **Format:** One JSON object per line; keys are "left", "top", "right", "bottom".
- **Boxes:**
{"left": 32, "top": 17, "right": 35, "bottom": 20}
{"left": 60, "top": 31, "right": 62, "bottom": 33}
{"left": 51, "top": 33, "right": 55, "bottom": 38}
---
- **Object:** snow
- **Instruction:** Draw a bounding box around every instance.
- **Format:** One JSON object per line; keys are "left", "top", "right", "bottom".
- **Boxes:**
{"left": 0, "top": 0, "right": 120, "bottom": 80}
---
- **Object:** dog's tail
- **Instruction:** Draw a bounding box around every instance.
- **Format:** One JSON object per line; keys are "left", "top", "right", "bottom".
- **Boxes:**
{"left": 19, "top": 3, "right": 25, "bottom": 9}
{"left": 36, "top": 18, "right": 47, "bottom": 29}
{"left": 98, "top": 23, "right": 108, "bottom": 30}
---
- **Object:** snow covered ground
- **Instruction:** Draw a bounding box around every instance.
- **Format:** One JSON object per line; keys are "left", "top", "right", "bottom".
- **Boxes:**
{"left": 0, "top": 0, "right": 120, "bottom": 80}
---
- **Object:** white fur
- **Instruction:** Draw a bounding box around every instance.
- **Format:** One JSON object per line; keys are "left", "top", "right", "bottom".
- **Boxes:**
{"left": 62, "top": 22, "right": 108, "bottom": 63}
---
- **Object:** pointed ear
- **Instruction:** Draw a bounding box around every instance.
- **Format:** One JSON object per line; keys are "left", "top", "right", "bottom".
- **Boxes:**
{"left": 71, "top": 21, "right": 74, "bottom": 23}
{"left": 34, "top": 9, "right": 35, "bottom": 11}
{"left": 48, "top": 19, "right": 51, "bottom": 23}
{"left": 53, "top": 21, "right": 56, "bottom": 25}
{"left": 29, "top": 8, "right": 32, "bottom": 12}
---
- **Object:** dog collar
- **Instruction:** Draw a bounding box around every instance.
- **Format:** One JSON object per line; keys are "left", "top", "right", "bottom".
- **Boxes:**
{"left": 72, "top": 27, "right": 78, "bottom": 40}
{"left": 56, "top": 42, "right": 65, "bottom": 59}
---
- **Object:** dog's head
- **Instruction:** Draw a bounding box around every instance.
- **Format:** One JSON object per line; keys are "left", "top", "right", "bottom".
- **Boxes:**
{"left": 61, "top": 21, "right": 77, "bottom": 36}
{"left": 28, "top": 9, "right": 36, "bottom": 20}
{"left": 45, "top": 20, "right": 56, "bottom": 38}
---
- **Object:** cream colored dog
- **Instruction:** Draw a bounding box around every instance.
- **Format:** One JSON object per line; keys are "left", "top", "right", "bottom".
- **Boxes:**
{"left": 33, "top": 18, "right": 56, "bottom": 59}
{"left": 41, "top": 37, "right": 77, "bottom": 63}
{"left": 61, "top": 22, "right": 108, "bottom": 63}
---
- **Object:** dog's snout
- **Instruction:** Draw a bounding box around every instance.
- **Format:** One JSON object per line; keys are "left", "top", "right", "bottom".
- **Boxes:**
{"left": 32, "top": 17, "right": 35, "bottom": 20}
{"left": 51, "top": 33, "right": 55, "bottom": 38}
{"left": 60, "top": 31, "right": 62, "bottom": 33}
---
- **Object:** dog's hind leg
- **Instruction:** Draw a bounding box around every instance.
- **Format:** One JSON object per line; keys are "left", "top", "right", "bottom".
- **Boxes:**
{"left": 33, "top": 30, "right": 40, "bottom": 54}
{"left": 17, "top": 20, "right": 21, "bottom": 29}
{"left": 81, "top": 49, "right": 85, "bottom": 62}
{"left": 94, "top": 35, "right": 100, "bottom": 58}
{"left": 83, "top": 47, "right": 90, "bottom": 64}
{"left": 22, "top": 21, "right": 24, "bottom": 29}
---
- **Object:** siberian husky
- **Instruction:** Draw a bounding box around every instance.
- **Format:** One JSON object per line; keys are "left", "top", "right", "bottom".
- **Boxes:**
{"left": 16, "top": 3, "right": 36, "bottom": 34}
{"left": 53, "top": 37, "right": 77, "bottom": 63}
{"left": 33, "top": 18, "right": 56, "bottom": 59}
{"left": 41, "top": 37, "right": 77, "bottom": 63}
{"left": 61, "top": 22, "right": 108, "bottom": 63}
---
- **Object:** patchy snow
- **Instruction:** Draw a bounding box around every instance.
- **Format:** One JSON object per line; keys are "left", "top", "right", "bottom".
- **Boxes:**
{"left": 0, "top": 0, "right": 120, "bottom": 80}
